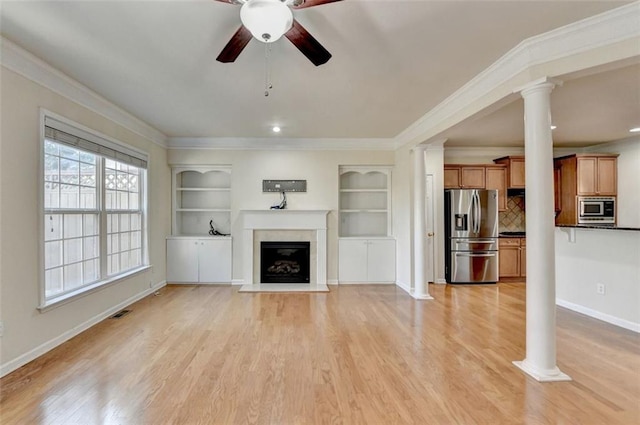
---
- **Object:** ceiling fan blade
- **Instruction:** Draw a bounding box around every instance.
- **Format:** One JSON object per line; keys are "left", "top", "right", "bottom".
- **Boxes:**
{"left": 285, "top": 20, "right": 332, "bottom": 66}
{"left": 216, "top": 26, "right": 252, "bottom": 63}
{"left": 212, "top": 0, "right": 242, "bottom": 4}
{"left": 292, "top": 0, "right": 343, "bottom": 9}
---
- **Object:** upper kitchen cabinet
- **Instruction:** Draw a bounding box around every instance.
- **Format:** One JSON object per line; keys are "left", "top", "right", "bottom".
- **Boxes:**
{"left": 576, "top": 155, "right": 618, "bottom": 196}
{"left": 493, "top": 156, "right": 525, "bottom": 189}
{"left": 444, "top": 164, "right": 506, "bottom": 211}
{"left": 554, "top": 154, "right": 618, "bottom": 197}
{"left": 485, "top": 165, "right": 507, "bottom": 211}
{"left": 554, "top": 153, "right": 618, "bottom": 225}
{"left": 443, "top": 165, "right": 485, "bottom": 189}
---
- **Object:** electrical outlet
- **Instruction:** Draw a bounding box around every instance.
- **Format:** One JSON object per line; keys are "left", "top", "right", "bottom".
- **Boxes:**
{"left": 596, "top": 283, "right": 606, "bottom": 295}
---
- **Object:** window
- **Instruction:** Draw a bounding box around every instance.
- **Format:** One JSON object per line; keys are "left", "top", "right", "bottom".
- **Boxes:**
{"left": 42, "top": 116, "right": 148, "bottom": 306}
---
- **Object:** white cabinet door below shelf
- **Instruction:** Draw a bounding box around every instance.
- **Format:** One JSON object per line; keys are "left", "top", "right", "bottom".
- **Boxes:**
{"left": 198, "top": 239, "right": 232, "bottom": 283}
{"left": 338, "top": 239, "right": 368, "bottom": 282}
{"left": 367, "top": 239, "right": 396, "bottom": 283}
{"left": 167, "top": 239, "right": 199, "bottom": 283}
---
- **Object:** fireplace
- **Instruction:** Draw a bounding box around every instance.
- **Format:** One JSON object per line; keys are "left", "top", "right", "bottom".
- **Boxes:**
{"left": 240, "top": 210, "right": 329, "bottom": 286}
{"left": 260, "top": 241, "right": 310, "bottom": 284}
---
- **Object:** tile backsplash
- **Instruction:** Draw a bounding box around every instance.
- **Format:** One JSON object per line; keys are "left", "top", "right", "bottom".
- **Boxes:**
{"left": 499, "top": 196, "right": 526, "bottom": 231}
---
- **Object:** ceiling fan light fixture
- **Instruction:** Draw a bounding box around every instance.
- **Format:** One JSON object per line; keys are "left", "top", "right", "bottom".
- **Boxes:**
{"left": 240, "top": 0, "right": 293, "bottom": 43}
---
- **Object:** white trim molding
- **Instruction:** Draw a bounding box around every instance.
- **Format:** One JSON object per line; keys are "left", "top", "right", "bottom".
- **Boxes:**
{"left": 168, "top": 137, "right": 397, "bottom": 151}
{"left": 0, "top": 37, "right": 168, "bottom": 148}
{"left": 396, "top": 280, "right": 412, "bottom": 295}
{"left": 0, "top": 280, "right": 167, "bottom": 378}
{"left": 556, "top": 298, "right": 640, "bottom": 333}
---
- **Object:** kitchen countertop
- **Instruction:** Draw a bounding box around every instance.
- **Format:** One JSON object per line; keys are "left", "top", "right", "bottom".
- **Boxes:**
{"left": 499, "top": 232, "right": 526, "bottom": 238}
{"left": 556, "top": 224, "right": 640, "bottom": 232}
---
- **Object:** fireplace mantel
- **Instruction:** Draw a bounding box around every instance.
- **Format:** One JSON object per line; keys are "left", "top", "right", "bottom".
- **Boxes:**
{"left": 241, "top": 210, "right": 329, "bottom": 286}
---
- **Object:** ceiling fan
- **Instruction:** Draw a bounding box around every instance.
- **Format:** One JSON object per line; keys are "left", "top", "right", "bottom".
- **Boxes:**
{"left": 214, "top": 0, "right": 342, "bottom": 66}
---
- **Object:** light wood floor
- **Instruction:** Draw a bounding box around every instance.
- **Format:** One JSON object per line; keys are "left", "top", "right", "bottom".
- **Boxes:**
{"left": 1, "top": 283, "right": 639, "bottom": 424}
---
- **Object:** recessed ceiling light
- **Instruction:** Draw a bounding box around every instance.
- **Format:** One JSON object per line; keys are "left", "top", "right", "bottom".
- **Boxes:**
{"left": 550, "top": 125, "right": 557, "bottom": 130}
{"left": 272, "top": 126, "right": 281, "bottom": 133}
{"left": 630, "top": 127, "right": 640, "bottom": 133}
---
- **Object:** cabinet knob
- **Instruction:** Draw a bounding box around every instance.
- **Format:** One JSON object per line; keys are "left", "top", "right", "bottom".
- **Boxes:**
{"left": 427, "top": 232, "right": 434, "bottom": 237}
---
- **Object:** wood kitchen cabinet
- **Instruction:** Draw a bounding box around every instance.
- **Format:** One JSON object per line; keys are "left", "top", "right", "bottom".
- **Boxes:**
{"left": 499, "top": 237, "right": 526, "bottom": 280}
{"left": 443, "top": 165, "right": 485, "bottom": 189}
{"left": 576, "top": 155, "right": 617, "bottom": 196}
{"left": 485, "top": 165, "right": 507, "bottom": 211}
{"left": 554, "top": 163, "right": 562, "bottom": 214}
{"left": 444, "top": 164, "right": 507, "bottom": 211}
{"left": 493, "top": 156, "right": 525, "bottom": 189}
{"left": 554, "top": 153, "right": 618, "bottom": 225}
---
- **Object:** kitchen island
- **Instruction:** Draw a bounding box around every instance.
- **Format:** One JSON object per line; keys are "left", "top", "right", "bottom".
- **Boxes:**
{"left": 555, "top": 225, "right": 640, "bottom": 332}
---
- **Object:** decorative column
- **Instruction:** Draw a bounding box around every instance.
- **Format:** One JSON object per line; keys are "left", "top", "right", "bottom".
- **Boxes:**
{"left": 513, "top": 79, "right": 570, "bottom": 382}
{"left": 413, "top": 146, "right": 433, "bottom": 300}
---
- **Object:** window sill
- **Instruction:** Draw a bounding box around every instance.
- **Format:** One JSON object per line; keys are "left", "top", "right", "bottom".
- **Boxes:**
{"left": 38, "top": 265, "right": 152, "bottom": 312}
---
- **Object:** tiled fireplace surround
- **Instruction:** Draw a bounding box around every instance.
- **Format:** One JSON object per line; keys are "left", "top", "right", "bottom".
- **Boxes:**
{"left": 241, "top": 210, "right": 329, "bottom": 286}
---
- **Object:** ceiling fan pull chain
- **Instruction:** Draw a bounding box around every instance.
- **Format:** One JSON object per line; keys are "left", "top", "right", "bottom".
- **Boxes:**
{"left": 264, "top": 43, "right": 273, "bottom": 97}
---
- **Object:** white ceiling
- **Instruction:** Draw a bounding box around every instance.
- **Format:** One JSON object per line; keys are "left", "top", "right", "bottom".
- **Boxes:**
{"left": 0, "top": 0, "right": 635, "bottom": 145}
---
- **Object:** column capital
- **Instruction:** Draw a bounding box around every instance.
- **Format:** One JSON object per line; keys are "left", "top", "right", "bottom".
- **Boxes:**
{"left": 515, "top": 76, "right": 563, "bottom": 97}
{"left": 411, "top": 145, "right": 427, "bottom": 154}
{"left": 425, "top": 138, "right": 447, "bottom": 151}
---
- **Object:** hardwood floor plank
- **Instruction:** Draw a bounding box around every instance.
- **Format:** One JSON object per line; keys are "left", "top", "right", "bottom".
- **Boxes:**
{"left": 1, "top": 283, "right": 639, "bottom": 424}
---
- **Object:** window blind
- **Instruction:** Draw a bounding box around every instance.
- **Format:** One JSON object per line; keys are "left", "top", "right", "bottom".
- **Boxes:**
{"left": 44, "top": 117, "right": 148, "bottom": 169}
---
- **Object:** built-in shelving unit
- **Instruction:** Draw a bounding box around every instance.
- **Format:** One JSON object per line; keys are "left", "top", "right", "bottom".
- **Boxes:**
{"left": 168, "top": 166, "right": 233, "bottom": 284}
{"left": 172, "top": 166, "right": 231, "bottom": 236}
{"left": 339, "top": 166, "right": 392, "bottom": 237}
{"left": 338, "top": 166, "right": 395, "bottom": 283}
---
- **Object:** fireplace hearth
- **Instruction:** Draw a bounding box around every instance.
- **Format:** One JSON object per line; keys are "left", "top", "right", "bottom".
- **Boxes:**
{"left": 260, "top": 241, "right": 310, "bottom": 284}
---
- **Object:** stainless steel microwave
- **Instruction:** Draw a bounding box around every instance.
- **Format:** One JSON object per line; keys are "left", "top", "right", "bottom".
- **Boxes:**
{"left": 578, "top": 196, "right": 615, "bottom": 224}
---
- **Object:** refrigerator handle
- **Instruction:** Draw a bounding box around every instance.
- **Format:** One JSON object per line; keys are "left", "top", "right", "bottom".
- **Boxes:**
{"left": 473, "top": 191, "right": 480, "bottom": 234}
{"left": 455, "top": 252, "right": 497, "bottom": 258}
{"left": 469, "top": 191, "right": 475, "bottom": 234}
{"left": 477, "top": 191, "right": 482, "bottom": 233}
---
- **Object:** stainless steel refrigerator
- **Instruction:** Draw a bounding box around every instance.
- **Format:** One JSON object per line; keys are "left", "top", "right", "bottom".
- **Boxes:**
{"left": 445, "top": 189, "right": 499, "bottom": 283}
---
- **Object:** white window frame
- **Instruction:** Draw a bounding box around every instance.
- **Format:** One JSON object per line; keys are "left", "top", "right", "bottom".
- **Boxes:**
{"left": 39, "top": 110, "right": 150, "bottom": 310}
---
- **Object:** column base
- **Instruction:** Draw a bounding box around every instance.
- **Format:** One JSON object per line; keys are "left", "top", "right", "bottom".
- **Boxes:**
{"left": 411, "top": 290, "right": 434, "bottom": 300}
{"left": 513, "top": 360, "right": 572, "bottom": 382}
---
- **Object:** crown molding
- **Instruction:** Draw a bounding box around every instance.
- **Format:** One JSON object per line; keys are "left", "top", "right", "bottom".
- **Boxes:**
{"left": 395, "top": 1, "right": 640, "bottom": 149}
{"left": 444, "top": 146, "right": 524, "bottom": 160}
{"left": 0, "top": 37, "right": 168, "bottom": 148}
{"left": 583, "top": 135, "right": 640, "bottom": 153}
{"left": 167, "top": 137, "right": 397, "bottom": 151}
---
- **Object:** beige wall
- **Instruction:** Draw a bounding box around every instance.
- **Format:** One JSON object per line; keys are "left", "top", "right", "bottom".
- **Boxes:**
{"left": 392, "top": 145, "right": 413, "bottom": 291}
{"left": 167, "top": 148, "right": 395, "bottom": 282}
{"left": 0, "top": 68, "right": 171, "bottom": 372}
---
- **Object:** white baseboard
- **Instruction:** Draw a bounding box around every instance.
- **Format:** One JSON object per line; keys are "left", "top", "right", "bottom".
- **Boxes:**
{"left": 396, "top": 280, "right": 412, "bottom": 295}
{"left": 327, "top": 279, "right": 339, "bottom": 286}
{"left": 435, "top": 278, "right": 447, "bottom": 284}
{"left": 231, "top": 279, "right": 244, "bottom": 286}
{"left": 556, "top": 298, "right": 640, "bottom": 333}
{"left": 0, "top": 280, "right": 167, "bottom": 378}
